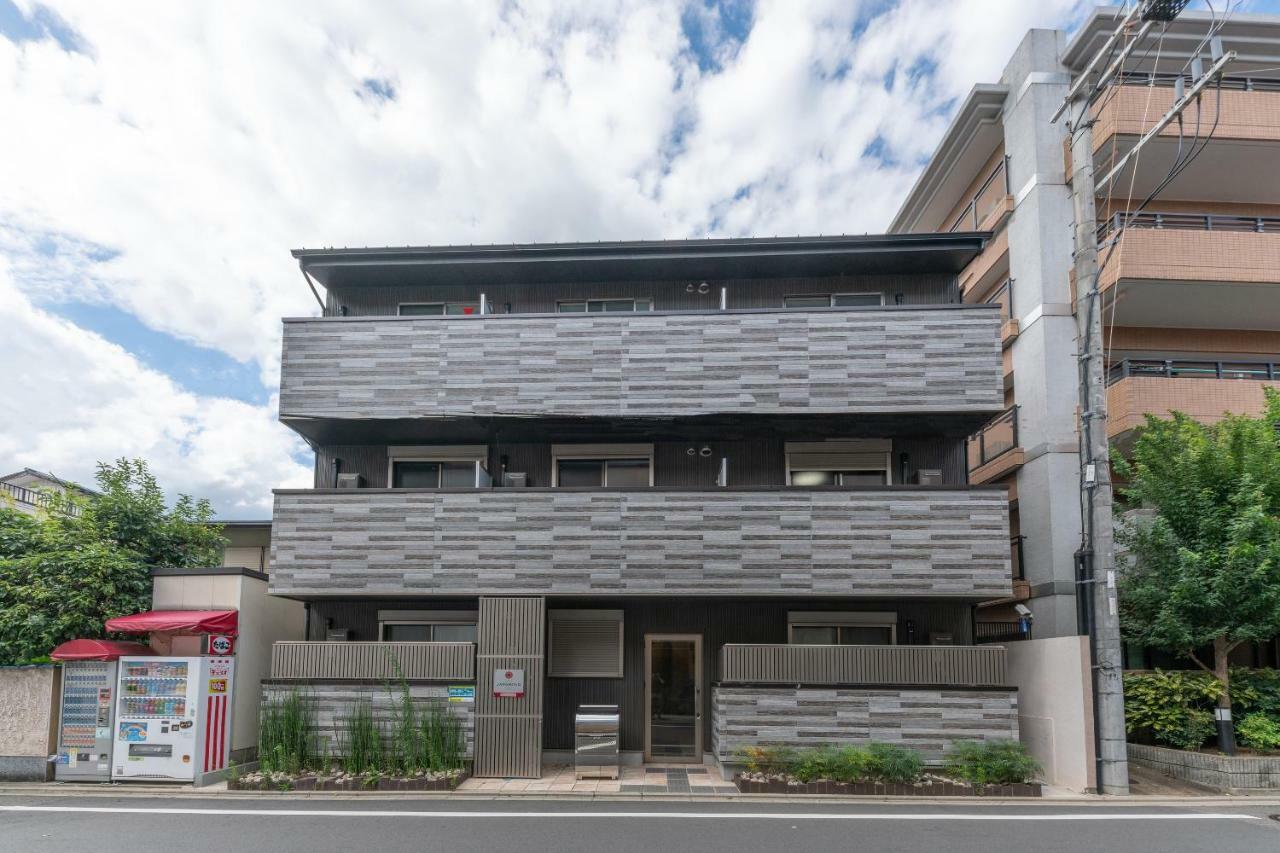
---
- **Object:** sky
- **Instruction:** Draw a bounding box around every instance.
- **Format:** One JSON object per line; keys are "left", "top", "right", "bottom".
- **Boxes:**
{"left": 0, "top": 0, "right": 1274, "bottom": 517}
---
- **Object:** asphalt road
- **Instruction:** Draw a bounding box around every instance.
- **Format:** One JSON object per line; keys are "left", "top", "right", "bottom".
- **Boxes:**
{"left": 1, "top": 795, "right": 1278, "bottom": 853}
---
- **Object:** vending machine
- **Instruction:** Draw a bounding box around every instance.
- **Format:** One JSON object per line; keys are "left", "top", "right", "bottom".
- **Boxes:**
{"left": 112, "top": 656, "right": 235, "bottom": 781}
{"left": 54, "top": 660, "right": 118, "bottom": 781}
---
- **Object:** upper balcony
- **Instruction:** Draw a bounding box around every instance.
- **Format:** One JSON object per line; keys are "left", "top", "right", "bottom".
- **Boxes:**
{"left": 269, "top": 486, "right": 1012, "bottom": 600}
{"left": 1094, "top": 212, "right": 1280, "bottom": 332}
{"left": 279, "top": 305, "right": 1003, "bottom": 442}
{"left": 1106, "top": 358, "right": 1280, "bottom": 440}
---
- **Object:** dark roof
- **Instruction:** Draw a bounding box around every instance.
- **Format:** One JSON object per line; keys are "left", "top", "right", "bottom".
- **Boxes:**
{"left": 293, "top": 233, "right": 989, "bottom": 289}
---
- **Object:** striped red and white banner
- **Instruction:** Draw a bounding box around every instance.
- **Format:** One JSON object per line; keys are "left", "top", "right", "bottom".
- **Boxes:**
{"left": 203, "top": 694, "right": 227, "bottom": 773}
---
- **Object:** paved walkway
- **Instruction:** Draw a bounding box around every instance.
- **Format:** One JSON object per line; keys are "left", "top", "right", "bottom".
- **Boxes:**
{"left": 456, "top": 763, "right": 739, "bottom": 795}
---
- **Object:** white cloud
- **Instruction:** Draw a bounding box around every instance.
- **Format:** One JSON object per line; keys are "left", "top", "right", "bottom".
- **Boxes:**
{"left": 0, "top": 262, "right": 310, "bottom": 516}
{"left": 0, "top": 0, "right": 1091, "bottom": 511}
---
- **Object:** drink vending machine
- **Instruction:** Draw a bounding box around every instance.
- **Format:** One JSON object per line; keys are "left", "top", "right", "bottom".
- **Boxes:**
{"left": 112, "top": 656, "right": 235, "bottom": 781}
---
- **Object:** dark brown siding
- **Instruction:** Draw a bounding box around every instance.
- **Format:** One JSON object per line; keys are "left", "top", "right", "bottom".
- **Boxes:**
{"left": 312, "top": 437, "right": 967, "bottom": 489}
{"left": 325, "top": 274, "right": 957, "bottom": 317}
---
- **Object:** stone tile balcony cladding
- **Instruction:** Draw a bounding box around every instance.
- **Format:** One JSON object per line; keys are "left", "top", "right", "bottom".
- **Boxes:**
{"left": 278, "top": 307, "right": 1004, "bottom": 420}
{"left": 268, "top": 489, "right": 1012, "bottom": 598}
{"left": 1098, "top": 229, "right": 1280, "bottom": 290}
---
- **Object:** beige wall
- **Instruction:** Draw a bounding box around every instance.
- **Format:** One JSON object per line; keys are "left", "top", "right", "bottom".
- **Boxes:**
{"left": 1006, "top": 636, "right": 1095, "bottom": 792}
{"left": 1107, "top": 375, "right": 1280, "bottom": 437}
{"left": 1099, "top": 229, "right": 1280, "bottom": 290}
{"left": 1093, "top": 86, "right": 1280, "bottom": 149}
{"left": 0, "top": 666, "right": 60, "bottom": 780}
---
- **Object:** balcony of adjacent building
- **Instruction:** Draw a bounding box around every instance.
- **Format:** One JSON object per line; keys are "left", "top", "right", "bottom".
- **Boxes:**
{"left": 1093, "top": 210, "right": 1280, "bottom": 332}
{"left": 278, "top": 302, "right": 1005, "bottom": 445}
{"left": 950, "top": 157, "right": 1013, "bottom": 298}
{"left": 1106, "top": 357, "right": 1280, "bottom": 441}
{"left": 1085, "top": 73, "right": 1280, "bottom": 207}
{"left": 967, "top": 405, "right": 1022, "bottom": 485}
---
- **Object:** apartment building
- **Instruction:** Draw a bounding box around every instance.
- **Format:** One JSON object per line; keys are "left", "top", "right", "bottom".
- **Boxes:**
{"left": 0, "top": 467, "right": 95, "bottom": 517}
{"left": 263, "top": 234, "right": 1024, "bottom": 778}
{"left": 891, "top": 7, "right": 1280, "bottom": 643}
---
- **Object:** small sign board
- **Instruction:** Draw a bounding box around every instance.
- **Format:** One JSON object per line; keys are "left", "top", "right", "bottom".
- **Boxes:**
{"left": 207, "top": 635, "right": 235, "bottom": 656}
{"left": 492, "top": 669, "right": 525, "bottom": 698}
{"left": 448, "top": 685, "right": 475, "bottom": 703}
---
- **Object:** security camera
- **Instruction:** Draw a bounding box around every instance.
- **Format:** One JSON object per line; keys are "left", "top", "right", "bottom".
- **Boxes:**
{"left": 1014, "top": 603, "right": 1033, "bottom": 620}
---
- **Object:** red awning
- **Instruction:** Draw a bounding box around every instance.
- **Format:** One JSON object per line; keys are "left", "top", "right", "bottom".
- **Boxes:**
{"left": 104, "top": 609, "right": 239, "bottom": 637}
{"left": 50, "top": 639, "right": 155, "bottom": 661}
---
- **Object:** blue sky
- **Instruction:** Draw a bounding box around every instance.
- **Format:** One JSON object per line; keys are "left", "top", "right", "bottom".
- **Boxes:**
{"left": 0, "top": 0, "right": 1275, "bottom": 513}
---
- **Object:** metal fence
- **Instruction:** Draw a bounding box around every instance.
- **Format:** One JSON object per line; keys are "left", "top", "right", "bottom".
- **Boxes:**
{"left": 975, "top": 622, "right": 1032, "bottom": 645}
{"left": 717, "top": 644, "right": 1009, "bottom": 687}
{"left": 269, "top": 641, "right": 475, "bottom": 680}
{"left": 1107, "top": 359, "right": 1280, "bottom": 386}
{"left": 967, "top": 405, "right": 1020, "bottom": 472}
{"left": 1113, "top": 70, "right": 1280, "bottom": 93}
{"left": 1098, "top": 211, "right": 1280, "bottom": 240}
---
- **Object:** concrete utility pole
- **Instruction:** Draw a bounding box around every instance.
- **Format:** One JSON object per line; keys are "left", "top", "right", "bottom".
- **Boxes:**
{"left": 1060, "top": 0, "right": 1235, "bottom": 794}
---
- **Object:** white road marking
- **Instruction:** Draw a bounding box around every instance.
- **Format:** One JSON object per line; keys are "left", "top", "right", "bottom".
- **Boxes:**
{"left": 0, "top": 805, "right": 1262, "bottom": 821}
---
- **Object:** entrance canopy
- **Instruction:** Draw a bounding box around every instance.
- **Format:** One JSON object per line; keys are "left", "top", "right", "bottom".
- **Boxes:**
{"left": 50, "top": 639, "right": 155, "bottom": 661}
{"left": 105, "top": 609, "right": 238, "bottom": 637}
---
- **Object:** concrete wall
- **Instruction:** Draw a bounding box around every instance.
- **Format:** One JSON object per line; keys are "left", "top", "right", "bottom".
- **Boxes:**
{"left": 1005, "top": 636, "right": 1095, "bottom": 792}
{"left": 1128, "top": 743, "right": 1280, "bottom": 793}
{"left": 711, "top": 685, "right": 1019, "bottom": 767}
{"left": 0, "top": 666, "right": 60, "bottom": 781}
{"left": 279, "top": 306, "right": 1004, "bottom": 421}
{"left": 270, "top": 488, "right": 1012, "bottom": 598}
{"left": 261, "top": 681, "right": 474, "bottom": 760}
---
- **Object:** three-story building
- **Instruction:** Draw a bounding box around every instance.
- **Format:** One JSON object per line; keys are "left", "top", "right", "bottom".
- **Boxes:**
{"left": 265, "top": 234, "right": 1020, "bottom": 777}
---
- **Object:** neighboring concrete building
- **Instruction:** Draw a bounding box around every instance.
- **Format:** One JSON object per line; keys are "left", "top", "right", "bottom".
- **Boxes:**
{"left": 0, "top": 468, "right": 96, "bottom": 517}
{"left": 890, "top": 7, "right": 1280, "bottom": 643}
{"left": 265, "top": 234, "right": 1023, "bottom": 778}
{"left": 217, "top": 520, "right": 272, "bottom": 574}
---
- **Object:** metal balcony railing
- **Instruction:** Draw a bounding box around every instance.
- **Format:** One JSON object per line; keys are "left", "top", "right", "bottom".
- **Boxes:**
{"left": 948, "top": 157, "right": 1010, "bottom": 232}
{"left": 0, "top": 481, "right": 82, "bottom": 516}
{"left": 1010, "top": 535, "right": 1026, "bottom": 582}
{"left": 269, "top": 641, "right": 476, "bottom": 681}
{"left": 1097, "top": 211, "right": 1280, "bottom": 241}
{"left": 974, "top": 622, "right": 1032, "bottom": 645}
{"left": 1113, "top": 71, "right": 1280, "bottom": 93}
{"left": 1107, "top": 359, "right": 1280, "bottom": 386}
{"left": 717, "top": 644, "right": 1009, "bottom": 687}
{"left": 967, "top": 405, "right": 1020, "bottom": 472}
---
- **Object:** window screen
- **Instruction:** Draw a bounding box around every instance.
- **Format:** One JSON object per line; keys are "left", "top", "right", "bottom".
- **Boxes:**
{"left": 399, "top": 302, "right": 480, "bottom": 316}
{"left": 557, "top": 298, "right": 653, "bottom": 313}
{"left": 548, "top": 610, "right": 624, "bottom": 677}
{"left": 556, "top": 458, "right": 650, "bottom": 487}
{"left": 392, "top": 460, "right": 477, "bottom": 488}
{"left": 784, "top": 293, "right": 882, "bottom": 308}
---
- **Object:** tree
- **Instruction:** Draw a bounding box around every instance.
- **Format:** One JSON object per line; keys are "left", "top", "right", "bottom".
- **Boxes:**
{"left": 1115, "top": 389, "right": 1280, "bottom": 753}
{"left": 0, "top": 459, "right": 226, "bottom": 664}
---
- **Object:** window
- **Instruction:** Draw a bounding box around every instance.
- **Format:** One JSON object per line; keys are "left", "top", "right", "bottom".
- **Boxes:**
{"left": 399, "top": 302, "right": 480, "bottom": 316}
{"left": 391, "top": 461, "right": 478, "bottom": 488}
{"left": 788, "top": 612, "right": 897, "bottom": 645}
{"left": 551, "top": 444, "right": 653, "bottom": 487}
{"left": 785, "top": 440, "right": 891, "bottom": 486}
{"left": 548, "top": 610, "right": 624, "bottom": 677}
{"left": 387, "top": 446, "right": 489, "bottom": 489}
{"left": 557, "top": 298, "right": 653, "bottom": 313}
{"left": 784, "top": 293, "right": 883, "bottom": 308}
{"left": 378, "top": 610, "right": 478, "bottom": 642}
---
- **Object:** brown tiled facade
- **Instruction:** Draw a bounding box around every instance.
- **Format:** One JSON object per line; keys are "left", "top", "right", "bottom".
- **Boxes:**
{"left": 1107, "top": 375, "right": 1280, "bottom": 438}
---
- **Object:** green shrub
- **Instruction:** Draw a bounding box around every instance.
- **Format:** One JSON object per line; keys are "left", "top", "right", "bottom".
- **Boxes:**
{"left": 258, "top": 690, "right": 315, "bottom": 774}
{"left": 1236, "top": 713, "right": 1280, "bottom": 752}
{"left": 865, "top": 743, "right": 923, "bottom": 784}
{"left": 737, "top": 745, "right": 797, "bottom": 776}
{"left": 1231, "top": 668, "right": 1280, "bottom": 717}
{"left": 1123, "top": 670, "right": 1221, "bottom": 744}
{"left": 945, "top": 740, "right": 1040, "bottom": 787}
{"left": 790, "top": 747, "right": 837, "bottom": 782}
{"left": 338, "top": 700, "right": 384, "bottom": 775}
{"left": 830, "top": 745, "right": 875, "bottom": 783}
{"left": 1160, "top": 709, "right": 1215, "bottom": 750}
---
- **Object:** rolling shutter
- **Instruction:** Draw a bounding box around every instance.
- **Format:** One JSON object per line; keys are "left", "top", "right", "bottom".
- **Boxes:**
{"left": 548, "top": 610, "right": 624, "bottom": 677}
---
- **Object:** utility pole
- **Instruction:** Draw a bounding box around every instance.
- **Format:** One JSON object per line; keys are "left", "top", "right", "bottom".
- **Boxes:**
{"left": 1059, "top": 1, "right": 1236, "bottom": 794}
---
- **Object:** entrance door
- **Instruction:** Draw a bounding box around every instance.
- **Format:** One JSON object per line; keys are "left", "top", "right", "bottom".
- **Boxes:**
{"left": 644, "top": 634, "right": 702, "bottom": 762}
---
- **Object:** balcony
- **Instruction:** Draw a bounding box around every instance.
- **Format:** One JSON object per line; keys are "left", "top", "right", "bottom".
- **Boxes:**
{"left": 270, "top": 487, "right": 1012, "bottom": 599}
{"left": 947, "top": 157, "right": 1012, "bottom": 235}
{"left": 984, "top": 279, "right": 1017, "bottom": 347}
{"left": 718, "top": 643, "right": 1009, "bottom": 688}
{"left": 1106, "top": 359, "right": 1280, "bottom": 438}
{"left": 268, "top": 641, "right": 475, "bottom": 681}
{"left": 967, "top": 406, "right": 1022, "bottom": 485}
{"left": 278, "top": 305, "right": 1003, "bottom": 441}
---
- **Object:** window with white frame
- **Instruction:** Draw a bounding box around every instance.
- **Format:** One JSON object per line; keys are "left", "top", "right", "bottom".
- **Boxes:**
{"left": 784, "top": 293, "right": 883, "bottom": 309}
{"left": 387, "top": 446, "right": 489, "bottom": 489}
{"left": 548, "top": 610, "right": 624, "bottom": 677}
{"left": 378, "top": 610, "right": 478, "bottom": 643}
{"left": 556, "top": 298, "right": 653, "bottom": 313}
{"left": 399, "top": 302, "right": 481, "bottom": 316}
{"left": 551, "top": 444, "right": 653, "bottom": 487}
{"left": 785, "top": 440, "right": 891, "bottom": 486}
{"left": 788, "top": 611, "right": 897, "bottom": 645}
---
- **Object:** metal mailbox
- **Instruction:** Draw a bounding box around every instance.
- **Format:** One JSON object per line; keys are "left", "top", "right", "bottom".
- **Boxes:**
{"left": 574, "top": 704, "right": 620, "bottom": 780}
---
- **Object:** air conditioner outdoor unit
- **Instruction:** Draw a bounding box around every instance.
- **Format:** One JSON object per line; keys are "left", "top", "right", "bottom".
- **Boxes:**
{"left": 915, "top": 469, "right": 943, "bottom": 486}
{"left": 336, "top": 473, "right": 363, "bottom": 489}
{"left": 501, "top": 472, "right": 528, "bottom": 487}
